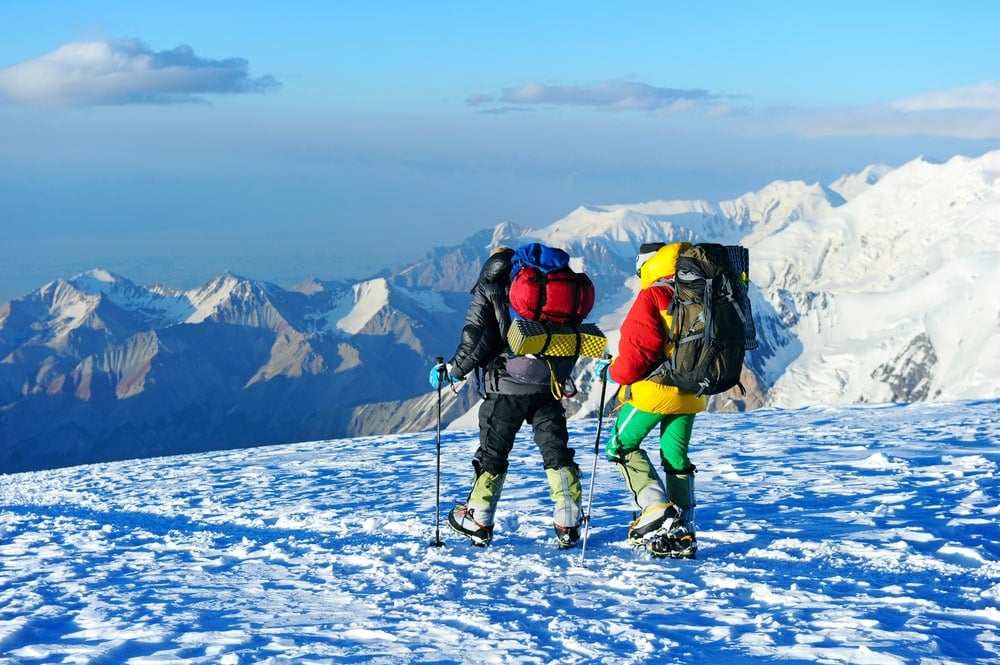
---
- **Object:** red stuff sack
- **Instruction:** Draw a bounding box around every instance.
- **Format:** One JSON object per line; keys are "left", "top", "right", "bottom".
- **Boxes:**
{"left": 509, "top": 265, "right": 595, "bottom": 324}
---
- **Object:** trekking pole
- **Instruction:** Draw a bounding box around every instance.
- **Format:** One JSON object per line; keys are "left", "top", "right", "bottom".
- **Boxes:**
{"left": 579, "top": 358, "right": 610, "bottom": 566}
{"left": 430, "top": 357, "right": 446, "bottom": 548}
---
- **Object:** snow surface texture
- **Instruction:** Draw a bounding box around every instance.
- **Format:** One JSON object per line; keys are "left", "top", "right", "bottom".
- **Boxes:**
{"left": 2, "top": 400, "right": 998, "bottom": 664}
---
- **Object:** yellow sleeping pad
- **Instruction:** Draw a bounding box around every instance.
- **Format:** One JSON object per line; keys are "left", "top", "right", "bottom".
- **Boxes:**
{"left": 507, "top": 319, "right": 607, "bottom": 358}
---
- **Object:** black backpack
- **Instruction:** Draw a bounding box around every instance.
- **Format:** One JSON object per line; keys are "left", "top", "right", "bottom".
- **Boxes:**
{"left": 647, "top": 243, "right": 757, "bottom": 397}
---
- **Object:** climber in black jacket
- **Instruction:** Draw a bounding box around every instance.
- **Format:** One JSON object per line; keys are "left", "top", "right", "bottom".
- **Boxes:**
{"left": 429, "top": 245, "right": 582, "bottom": 549}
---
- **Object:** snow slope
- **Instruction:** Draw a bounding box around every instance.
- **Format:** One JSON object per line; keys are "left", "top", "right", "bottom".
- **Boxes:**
{"left": 2, "top": 399, "right": 998, "bottom": 664}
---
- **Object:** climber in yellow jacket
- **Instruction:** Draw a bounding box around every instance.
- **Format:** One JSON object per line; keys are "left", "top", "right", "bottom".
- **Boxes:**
{"left": 595, "top": 241, "right": 704, "bottom": 559}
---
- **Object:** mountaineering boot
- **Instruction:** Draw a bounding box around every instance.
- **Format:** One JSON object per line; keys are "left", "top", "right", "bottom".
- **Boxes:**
{"left": 447, "top": 506, "right": 493, "bottom": 546}
{"left": 657, "top": 465, "right": 697, "bottom": 559}
{"left": 628, "top": 499, "right": 675, "bottom": 544}
{"left": 554, "top": 526, "right": 580, "bottom": 550}
{"left": 546, "top": 466, "right": 583, "bottom": 549}
{"left": 648, "top": 519, "right": 697, "bottom": 559}
{"left": 448, "top": 469, "right": 505, "bottom": 546}
{"left": 615, "top": 449, "right": 673, "bottom": 544}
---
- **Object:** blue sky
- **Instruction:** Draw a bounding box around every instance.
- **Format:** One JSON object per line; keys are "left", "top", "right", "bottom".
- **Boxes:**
{"left": 1, "top": 1, "right": 998, "bottom": 302}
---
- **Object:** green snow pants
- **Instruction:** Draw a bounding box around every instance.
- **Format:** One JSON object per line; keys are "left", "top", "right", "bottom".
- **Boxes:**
{"left": 605, "top": 402, "right": 695, "bottom": 471}
{"left": 606, "top": 403, "right": 697, "bottom": 513}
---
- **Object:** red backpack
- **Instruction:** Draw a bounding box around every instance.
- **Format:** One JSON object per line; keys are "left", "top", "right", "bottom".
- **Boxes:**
{"left": 508, "top": 243, "right": 595, "bottom": 325}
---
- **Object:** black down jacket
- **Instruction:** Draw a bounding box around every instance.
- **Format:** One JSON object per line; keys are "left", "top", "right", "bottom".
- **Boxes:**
{"left": 448, "top": 247, "right": 576, "bottom": 396}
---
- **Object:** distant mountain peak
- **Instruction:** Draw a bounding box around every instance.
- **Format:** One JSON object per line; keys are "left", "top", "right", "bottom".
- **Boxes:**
{"left": 490, "top": 221, "right": 530, "bottom": 247}
{"left": 287, "top": 277, "right": 327, "bottom": 295}
{"left": 828, "top": 163, "right": 893, "bottom": 200}
{"left": 81, "top": 268, "right": 120, "bottom": 283}
{"left": 67, "top": 268, "right": 134, "bottom": 293}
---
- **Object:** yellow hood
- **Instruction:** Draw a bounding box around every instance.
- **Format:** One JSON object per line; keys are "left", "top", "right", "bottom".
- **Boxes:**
{"left": 639, "top": 242, "right": 691, "bottom": 289}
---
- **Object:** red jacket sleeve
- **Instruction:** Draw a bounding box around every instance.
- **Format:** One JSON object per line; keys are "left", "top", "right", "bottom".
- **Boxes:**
{"left": 609, "top": 285, "right": 673, "bottom": 385}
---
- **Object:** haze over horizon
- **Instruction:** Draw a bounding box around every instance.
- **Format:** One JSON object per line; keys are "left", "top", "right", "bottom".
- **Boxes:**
{"left": 2, "top": 1, "right": 999, "bottom": 303}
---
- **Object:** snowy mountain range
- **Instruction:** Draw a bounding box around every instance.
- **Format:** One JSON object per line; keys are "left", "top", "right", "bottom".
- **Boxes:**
{"left": 2, "top": 151, "right": 998, "bottom": 473}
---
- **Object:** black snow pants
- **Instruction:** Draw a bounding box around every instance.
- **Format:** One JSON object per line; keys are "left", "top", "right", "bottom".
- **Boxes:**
{"left": 474, "top": 392, "right": 576, "bottom": 476}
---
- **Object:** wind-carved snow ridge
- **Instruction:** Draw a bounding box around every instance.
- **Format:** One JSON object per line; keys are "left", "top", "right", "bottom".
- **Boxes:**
{"left": 0, "top": 400, "right": 997, "bottom": 663}
{"left": 336, "top": 278, "right": 390, "bottom": 335}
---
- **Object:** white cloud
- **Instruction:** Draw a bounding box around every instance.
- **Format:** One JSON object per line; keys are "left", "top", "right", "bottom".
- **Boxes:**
{"left": 689, "top": 80, "right": 1000, "bottom": 140}
{"left": 762, "top": 84, "right": 1000, "bottom": 140}
{"left": 469, "top": 76, "right": 1000, "bottom": 139}
{"left": 474, "top": 79, "right": 726, "bottom": 115}
{"left": 465, "top": 92, "right": 495, "bottom": 105}
{"left": 0, "top": 39, "right": 280, "bottom": 107}
{"left": 890, "top": 80, "right": 1000, "bottom": 112}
